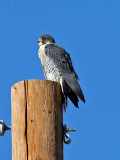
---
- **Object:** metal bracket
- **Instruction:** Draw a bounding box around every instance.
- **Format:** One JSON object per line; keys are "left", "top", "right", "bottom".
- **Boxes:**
{"left": 0, "top": 120, "right": 11, "bottom": 136}
{"left": 63, "top": 124, "right": 76, "bottom": 144}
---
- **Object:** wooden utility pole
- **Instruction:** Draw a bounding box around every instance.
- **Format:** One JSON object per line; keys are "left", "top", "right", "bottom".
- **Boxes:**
{"left": 11, "top": 80, "right": 63, "bottom": 160}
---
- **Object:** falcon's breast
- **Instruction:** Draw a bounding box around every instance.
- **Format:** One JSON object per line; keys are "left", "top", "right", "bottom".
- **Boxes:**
{"left": 38, "top": 44, "right": 61, "bottom": 82}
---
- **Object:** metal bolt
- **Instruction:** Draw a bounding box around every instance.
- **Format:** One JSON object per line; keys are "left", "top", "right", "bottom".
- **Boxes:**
{"left": 0, "top": 120, "right": 11, "bottom": 136}
{"left": 63, "top": 124, "right": 76, "bottom": 144}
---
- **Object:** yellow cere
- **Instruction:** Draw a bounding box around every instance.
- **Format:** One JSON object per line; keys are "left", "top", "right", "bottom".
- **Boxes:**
{"left": 40, "top": 38, "right": 42, "bottom": 42}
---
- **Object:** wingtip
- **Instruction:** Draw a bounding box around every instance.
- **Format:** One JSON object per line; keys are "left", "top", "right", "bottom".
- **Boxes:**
{"left": 76, "top": 106, "right": 79, "bottom": 109}
{"left": 80, "top": 95, "right": 86, "bottom": 103}
{"left": 83, "top": 99, "right": 86, "bottom": 103}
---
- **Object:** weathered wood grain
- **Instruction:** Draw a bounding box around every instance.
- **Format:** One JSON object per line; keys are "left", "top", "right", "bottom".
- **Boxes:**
{"left": 11, "top": 80, "right": 63, "bottom": 160}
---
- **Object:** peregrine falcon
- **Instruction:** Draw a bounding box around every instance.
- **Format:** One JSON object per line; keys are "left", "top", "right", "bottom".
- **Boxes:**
{"left": 38, "top": 34, "right": 85, "bottom": 109}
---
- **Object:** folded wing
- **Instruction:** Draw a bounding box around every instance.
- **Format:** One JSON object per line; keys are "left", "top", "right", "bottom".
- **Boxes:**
{"left": 45, "top": 43, "right": 85, "bottom": 108}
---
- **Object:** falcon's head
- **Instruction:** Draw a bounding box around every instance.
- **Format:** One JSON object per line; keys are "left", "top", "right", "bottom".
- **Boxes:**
{"left": 38, "top": 34, "right": 55, "bottom": 46}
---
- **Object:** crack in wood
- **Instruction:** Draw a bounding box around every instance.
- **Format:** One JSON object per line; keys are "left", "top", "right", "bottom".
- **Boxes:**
{"left": 24, "top": 80, "right": 28, "bottom": 160}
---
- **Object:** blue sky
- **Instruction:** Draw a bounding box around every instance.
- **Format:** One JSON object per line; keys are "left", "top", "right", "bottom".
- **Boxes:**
{"left": 0, "top": 0, "right": 120, "bottom": 159}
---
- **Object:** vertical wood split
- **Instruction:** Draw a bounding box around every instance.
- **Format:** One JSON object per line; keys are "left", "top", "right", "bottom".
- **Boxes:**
{"left": 24, "top": 80, "right": 28, "bottom": 160}
{"left": 11, "top": 80, "right": 63, "bottom": 160}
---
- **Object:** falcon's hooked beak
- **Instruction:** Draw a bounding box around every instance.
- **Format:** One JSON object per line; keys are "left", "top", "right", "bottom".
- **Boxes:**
{"left": 37, "top": 38, "right": 42, "bottom": 43}
{"left": 38, "top": 38, "right": 43, "bottom": 47}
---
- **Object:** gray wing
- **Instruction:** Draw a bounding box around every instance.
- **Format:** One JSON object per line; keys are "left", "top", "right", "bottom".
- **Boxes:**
{"left": 45, "top": 44, "right": 78, "bottom": 78}
{"left": 45, "top": 44, "right": 85, "bottom": 106}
